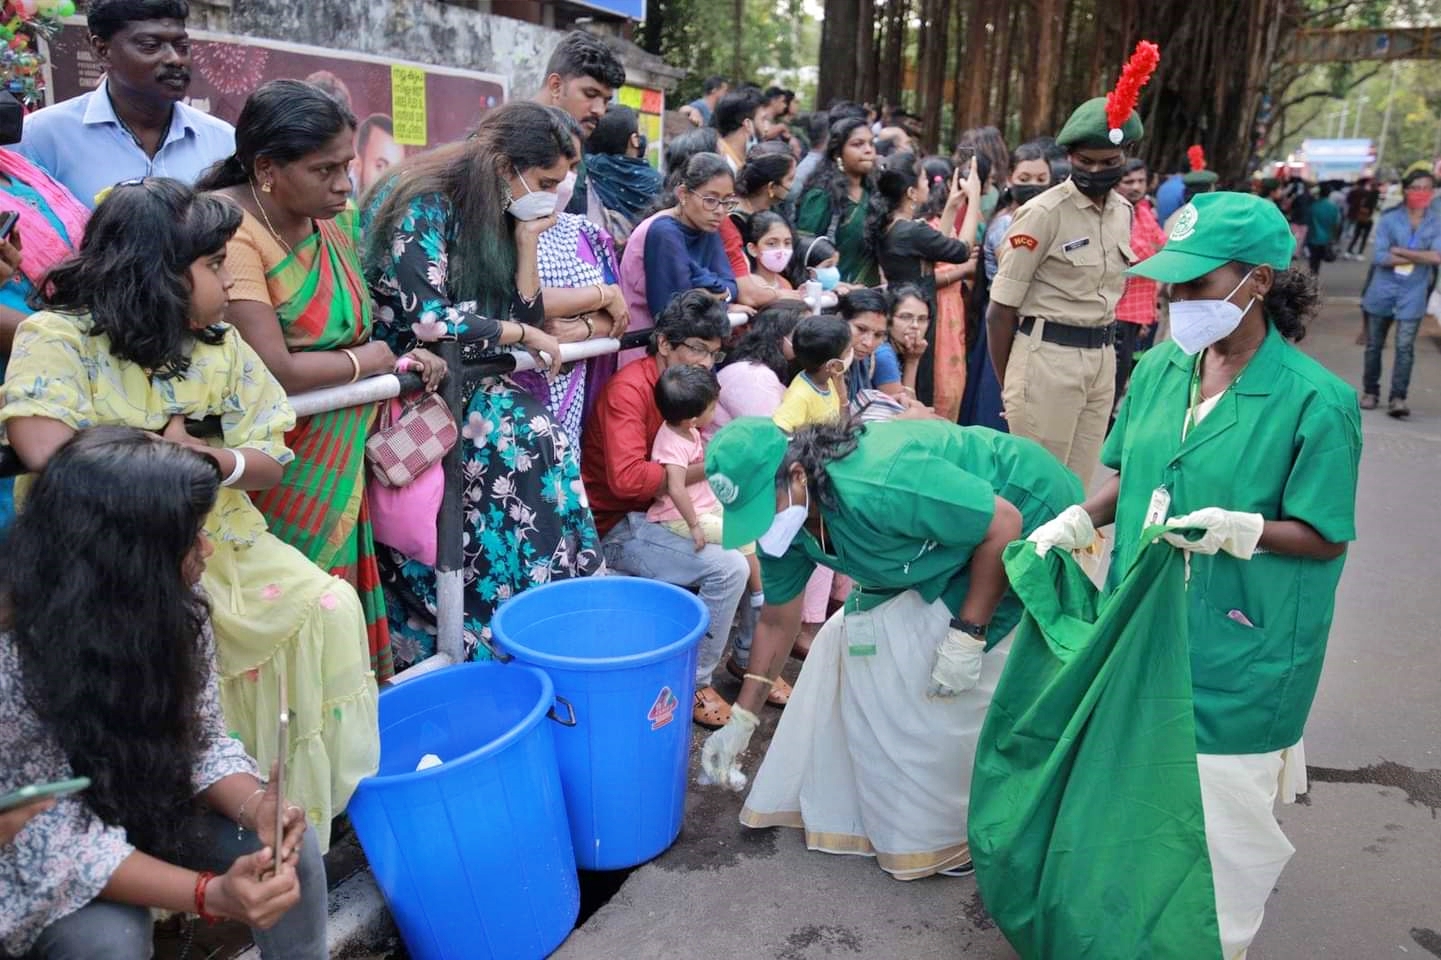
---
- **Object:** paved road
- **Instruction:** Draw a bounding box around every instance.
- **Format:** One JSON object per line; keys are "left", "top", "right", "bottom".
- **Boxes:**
{"left": 559, "top": 256, "right": 1441, "bottom": 960}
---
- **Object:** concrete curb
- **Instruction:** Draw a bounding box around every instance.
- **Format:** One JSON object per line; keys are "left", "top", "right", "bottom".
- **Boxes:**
{"left": 236, "top": 869, "right": 393, "bottom": 960}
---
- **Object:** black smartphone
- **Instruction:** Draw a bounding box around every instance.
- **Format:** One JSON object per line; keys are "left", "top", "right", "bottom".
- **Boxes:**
{"left": 0, "top": 210, "right": 18, "bottom": 243}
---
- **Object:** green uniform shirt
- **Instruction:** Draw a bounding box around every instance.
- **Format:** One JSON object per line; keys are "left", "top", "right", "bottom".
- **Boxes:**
{"left": 1103, "top": 324, "right": 1362, "bottom": 754}
{"left": 760, "top": 420, "right": 1084, "bottom": 643}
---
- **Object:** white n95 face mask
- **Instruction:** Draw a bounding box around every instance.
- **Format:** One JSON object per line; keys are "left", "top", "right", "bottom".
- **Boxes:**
{"left": 510, "top": 173, "right": 560, "bottom": 221}
{"left": 1170, "top": 269, "right": 1256, "bottom": 355}
{"left": 757, "top": 485, "right": 809, "bottom": 557}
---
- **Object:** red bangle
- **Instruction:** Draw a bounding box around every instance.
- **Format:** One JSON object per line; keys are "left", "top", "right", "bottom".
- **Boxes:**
{"left": 195, "top": 870, "right": 219, "bottom": 924}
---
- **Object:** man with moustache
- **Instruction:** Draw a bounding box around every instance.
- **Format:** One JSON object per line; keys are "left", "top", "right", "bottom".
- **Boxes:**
{"left": 535, "top": 30, "right": 627, "bottom": 225}
{"left": 18, "top": 0, "right": 234, "bottom": 208}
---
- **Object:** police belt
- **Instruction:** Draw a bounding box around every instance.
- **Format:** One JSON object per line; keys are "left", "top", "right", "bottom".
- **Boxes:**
{"left": 1018, "top": 317, "right": 1117, "bottom": 349}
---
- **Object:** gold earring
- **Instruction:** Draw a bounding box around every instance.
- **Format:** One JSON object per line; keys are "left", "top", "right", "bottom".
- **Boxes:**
{"left": 261, "top": 180, "right": 273, "bottom": 194}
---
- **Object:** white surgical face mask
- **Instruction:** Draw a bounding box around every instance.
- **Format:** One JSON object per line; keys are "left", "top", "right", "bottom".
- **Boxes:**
{"left": 510, "top": 172, "right": 559, "bottom": 221}
{"left": 757, "top": 483, "right": 809, "bottom": 558}
{"left": 1169, "top": 269, "right": 1256, "bottom": 355}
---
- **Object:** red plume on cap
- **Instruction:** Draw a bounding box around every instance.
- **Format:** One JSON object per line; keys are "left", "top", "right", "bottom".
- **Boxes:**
{"left": 1105, "top": 40, "right": 1161, "bottom": 144}
{"left": 1187, "top": 145, "right": 1206, "bottom": 172}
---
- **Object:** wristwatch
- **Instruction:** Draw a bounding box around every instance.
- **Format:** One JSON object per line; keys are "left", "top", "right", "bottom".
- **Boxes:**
{"left": 949, "top": 617, "right": 988, "bottom": 640}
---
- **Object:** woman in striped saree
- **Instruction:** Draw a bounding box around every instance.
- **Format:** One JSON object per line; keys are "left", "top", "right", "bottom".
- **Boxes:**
{"left": 200, "top": 81, "right": 444, "bottom": 680}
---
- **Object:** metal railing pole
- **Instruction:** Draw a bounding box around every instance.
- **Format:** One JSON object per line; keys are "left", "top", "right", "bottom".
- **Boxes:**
{"left": 433, "top": 338, "right": 467, "bottom": 664}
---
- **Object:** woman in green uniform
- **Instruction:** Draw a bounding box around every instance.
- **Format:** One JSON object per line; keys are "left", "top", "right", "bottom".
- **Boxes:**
{"left": 1031, "top": 191, "right": 1361, "bottom": 956}
{"left": 701, "top": 416, "right": 1082, "bottom": 879}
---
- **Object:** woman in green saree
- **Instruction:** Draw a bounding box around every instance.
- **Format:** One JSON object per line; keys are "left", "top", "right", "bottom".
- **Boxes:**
{"left": 200, "top": 80, "right": 444, "bottom": 681}
{"left": 795, "top": 116, "right": 879, "bottom": 286}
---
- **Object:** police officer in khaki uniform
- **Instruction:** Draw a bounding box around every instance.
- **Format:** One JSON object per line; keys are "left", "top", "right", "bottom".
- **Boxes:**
{"left": 986, "top": 98, "right": 1144, "bottom": 487}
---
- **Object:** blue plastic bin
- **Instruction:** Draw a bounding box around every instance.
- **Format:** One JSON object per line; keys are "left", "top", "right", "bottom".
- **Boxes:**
{"left": 493, "top": 577, "right": 708, "bottom": 870}
{"left": 347, "top": 662, "right": 579, "bottom": 960}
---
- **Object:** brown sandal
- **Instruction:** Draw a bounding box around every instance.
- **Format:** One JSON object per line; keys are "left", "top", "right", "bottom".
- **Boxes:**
{"left": 693, "top": 686, "right": 732, "bottom": 729}
{"left": 725, "top": 657, "right": 792, "bottom": 707}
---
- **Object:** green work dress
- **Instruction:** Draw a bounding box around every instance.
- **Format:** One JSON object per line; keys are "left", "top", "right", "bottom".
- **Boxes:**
{"left": 759, "top": 419, "right": 1084, "bottom": 645}
{"left": 1103, "top": 323, "right": 1362, "bottom": 754}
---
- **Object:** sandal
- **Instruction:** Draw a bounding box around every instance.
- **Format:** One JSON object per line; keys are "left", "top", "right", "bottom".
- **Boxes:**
{"left": 725, "top": 657, "right": 792, "bottom": 707}
{"left": 693, "top": 686, "right": 732, "bottom": 729}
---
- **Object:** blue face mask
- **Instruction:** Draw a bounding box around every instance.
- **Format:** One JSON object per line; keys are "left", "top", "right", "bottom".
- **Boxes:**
{"left": 814, "top": 266, "right": 842, "bottom": 291}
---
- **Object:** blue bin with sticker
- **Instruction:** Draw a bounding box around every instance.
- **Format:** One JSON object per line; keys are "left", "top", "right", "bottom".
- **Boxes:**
{"left": 493, "top": 577, "right": 708, "bottom": 870}
{"left": 347, "top": 662, "right": 579, "bottom": 960}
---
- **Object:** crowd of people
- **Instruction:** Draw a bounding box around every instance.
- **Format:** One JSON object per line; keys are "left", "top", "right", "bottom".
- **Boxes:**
{"left": 0, "top": 2, "right": 1401, "bottom": 958}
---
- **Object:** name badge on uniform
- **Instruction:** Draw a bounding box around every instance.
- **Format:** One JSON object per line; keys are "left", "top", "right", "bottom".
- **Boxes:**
{"left": 1145, "top": 486, "right": 1172, "bottom": 528}
{"left": 845, "top": 608, "right": 879, "bottom": 657}
{"left": 1062, "top": 237, "right": 1091, "bottom": 253}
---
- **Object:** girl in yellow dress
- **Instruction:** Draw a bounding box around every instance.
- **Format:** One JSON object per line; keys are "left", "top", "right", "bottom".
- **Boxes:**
{"left": 0, "top": 178, "right": 377, "bottom": 847}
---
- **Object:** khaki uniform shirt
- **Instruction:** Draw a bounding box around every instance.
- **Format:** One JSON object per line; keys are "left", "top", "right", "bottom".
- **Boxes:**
{"left": 991, "top": 178, "right": 1134, "bottom": 328}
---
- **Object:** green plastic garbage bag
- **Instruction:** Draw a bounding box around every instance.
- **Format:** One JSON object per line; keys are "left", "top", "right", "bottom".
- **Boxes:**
{"left": 969, "top": 528, "right": 1221, "bottom": 960}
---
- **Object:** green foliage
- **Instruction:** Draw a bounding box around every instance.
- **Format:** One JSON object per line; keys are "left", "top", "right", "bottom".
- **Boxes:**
{"left": 642, "top": 0, "right": 821, "bottom": 104}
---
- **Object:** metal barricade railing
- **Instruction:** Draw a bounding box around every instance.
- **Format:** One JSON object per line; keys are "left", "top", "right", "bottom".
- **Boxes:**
{"left": 0, "top": 304, "right": 808, "bottom": 683}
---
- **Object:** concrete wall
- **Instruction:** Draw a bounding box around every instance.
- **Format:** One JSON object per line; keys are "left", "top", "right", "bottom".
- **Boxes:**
{"left": 196, "top": 0, "right": 564, "bottom": 98}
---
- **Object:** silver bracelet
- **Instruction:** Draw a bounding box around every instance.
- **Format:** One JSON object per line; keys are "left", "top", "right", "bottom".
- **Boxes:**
{"left": 220, "top": 450, "right": 247, "bottom": 487}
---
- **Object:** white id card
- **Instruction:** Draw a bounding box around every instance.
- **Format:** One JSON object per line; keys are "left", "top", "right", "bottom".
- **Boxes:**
{"left": 1395, "top": 263, "right": 1415, "bottom": 277}
{"left": 1144, "top": 486, "right": 1172, "bottom": 528}
{"left": 844, "top": 608, "right": 879, "bottom": 657}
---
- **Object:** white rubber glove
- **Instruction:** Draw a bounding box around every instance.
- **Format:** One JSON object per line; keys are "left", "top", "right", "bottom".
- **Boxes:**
{"left": 1163, "top": 508, "right": 1265, "bottom": 559}
{"left": 1027, "top": 504, "right": 1097, "bottom": 558}
{"left": 927, "top": 629, "right": 987, "bottom": 698}
{"left": 699, "top": 705, "right": 760, "bottom": 792}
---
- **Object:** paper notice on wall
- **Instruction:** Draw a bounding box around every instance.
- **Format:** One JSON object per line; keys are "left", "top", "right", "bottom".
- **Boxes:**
{"left": 390, "top": 65, "right": 428, "bottom": 146}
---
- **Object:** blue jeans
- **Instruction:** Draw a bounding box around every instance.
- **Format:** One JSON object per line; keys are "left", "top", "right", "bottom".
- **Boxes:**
{"left": 1363, "top": 312, "right": 1421, "bottom": 400}
{"left": 601, "top": 513, "right": 749, "bottom": 687}
{"left": 22, "top": 813, "right": 328, "bottom": 960}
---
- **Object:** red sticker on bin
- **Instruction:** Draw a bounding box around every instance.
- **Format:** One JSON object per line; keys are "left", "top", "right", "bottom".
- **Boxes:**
{"left": 1009, "top": 234, "right": 1039, "bottom": 250}
{"left": 648, "top": 687, "right": 678, "bottom": 730}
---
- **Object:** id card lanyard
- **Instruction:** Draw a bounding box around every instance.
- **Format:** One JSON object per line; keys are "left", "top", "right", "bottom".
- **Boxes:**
{"left": 1147, "top": 356, "right": 1204, "bottom": 529}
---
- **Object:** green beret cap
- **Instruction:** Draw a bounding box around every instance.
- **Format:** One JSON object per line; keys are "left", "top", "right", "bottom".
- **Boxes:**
{"left": 1056, "top": 97, "right": 1144, "bottom": 149}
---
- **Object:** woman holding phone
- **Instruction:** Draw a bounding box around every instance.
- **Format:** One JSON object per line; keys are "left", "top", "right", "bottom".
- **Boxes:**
{"left": 0, "top": 427, "right": 325, "bottom": 959}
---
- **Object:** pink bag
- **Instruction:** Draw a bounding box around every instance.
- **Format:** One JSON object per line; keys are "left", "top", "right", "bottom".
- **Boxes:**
{"left": 367, "top": 458, "right": 442, "bottom": 566}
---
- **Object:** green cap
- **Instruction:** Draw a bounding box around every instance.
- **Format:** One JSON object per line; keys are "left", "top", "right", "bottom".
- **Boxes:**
{"left": 1055, "top": 97, "right": 1144, "bottom": 149}
{"left": 1181, "top": 169, "right": 1219, "bottom": 188}
{"left": 705, "top": 417, "right": 789, "bottom": 549}
{"left": 1128, "top": 191, "right": 1295, "bottom": 284}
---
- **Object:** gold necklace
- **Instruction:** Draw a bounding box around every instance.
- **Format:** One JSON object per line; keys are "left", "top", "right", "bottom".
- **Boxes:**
{"left": 249, "top": 182, "right": 293, "bottom": 254}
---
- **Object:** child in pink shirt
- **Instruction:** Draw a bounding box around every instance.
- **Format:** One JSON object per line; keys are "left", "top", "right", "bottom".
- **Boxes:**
{"left": 647, "top": 364, "right": 739, "bottom": 553}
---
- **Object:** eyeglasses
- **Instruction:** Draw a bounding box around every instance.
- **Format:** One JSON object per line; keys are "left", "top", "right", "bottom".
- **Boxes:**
{"left": 893, "top": 311, "right": 929, "bottom": 325}
{"left": 674, "top": 339, "right": 726, "bottom": 363}
{"left": 694, "top": 193, "right": 741, "bottom": 213}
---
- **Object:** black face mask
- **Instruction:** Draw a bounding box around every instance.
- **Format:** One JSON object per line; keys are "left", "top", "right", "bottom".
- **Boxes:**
{"left": 1070, "top": 165, "right": 1125, "bottom": 198}
{"left": 1011, "top": 183, "right": 1047, "bottom": 206}
{"left": 0, "top": 92, "right": 23, "bottom": 147}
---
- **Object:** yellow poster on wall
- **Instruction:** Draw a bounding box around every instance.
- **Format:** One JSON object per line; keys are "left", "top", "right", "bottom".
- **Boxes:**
{"left": 390, "top": 65, "right": 428, "bottom": 146}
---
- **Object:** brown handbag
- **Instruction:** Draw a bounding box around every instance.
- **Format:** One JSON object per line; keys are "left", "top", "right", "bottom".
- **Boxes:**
{"left": 364, "top": 393, "right": 459, "bottom": 488}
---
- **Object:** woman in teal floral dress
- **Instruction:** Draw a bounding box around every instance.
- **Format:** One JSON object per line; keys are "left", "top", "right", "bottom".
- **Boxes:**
{"left": 361, "top": 102, "right": 603, "bottom": 669}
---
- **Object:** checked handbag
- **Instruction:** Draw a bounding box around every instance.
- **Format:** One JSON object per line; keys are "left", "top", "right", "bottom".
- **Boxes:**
{"left": 365, "top": 393, "right": 459, "bottom": 488}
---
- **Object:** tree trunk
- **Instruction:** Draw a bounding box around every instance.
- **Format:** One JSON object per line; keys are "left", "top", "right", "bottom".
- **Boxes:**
{"left": 818, "top": 0, "right": 861, "bottom": 107}
{"left": 1021, "top": 0, "right": 1064, "bottom": 138}
{"left": 919, "top": 0, "right": 951, "bottom": 150}
{"left": 992, "top": 0, "right": 1016, "bottom": 139}
{"left": 960, "top": 0, "right": 990, "bottom": 137}
{"left": 858, "top": 0, "right": 878, "bottom": 105}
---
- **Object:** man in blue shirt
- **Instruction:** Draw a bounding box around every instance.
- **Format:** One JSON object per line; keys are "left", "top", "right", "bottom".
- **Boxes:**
{"left": 1155, "top": 172, "right": 1186, "bottom": 224}
{"left": 1360, "top": 168, "right": 1441, "bottom": 418}
{"left": 17, "top": 0, "right": 234, "bottom": 208}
